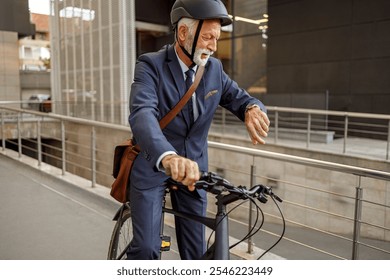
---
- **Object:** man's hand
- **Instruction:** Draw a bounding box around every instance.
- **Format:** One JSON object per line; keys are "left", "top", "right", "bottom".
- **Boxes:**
{"left": 162, "top": 154, "right": 200, "bottom": 191}
{"left": 245, "top": 106, "right": 270, "bottom": 145}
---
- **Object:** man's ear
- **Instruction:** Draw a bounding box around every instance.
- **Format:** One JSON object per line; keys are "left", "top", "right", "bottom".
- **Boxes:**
{"left": 177, "top": 25, "right": 187, "bottom": 43}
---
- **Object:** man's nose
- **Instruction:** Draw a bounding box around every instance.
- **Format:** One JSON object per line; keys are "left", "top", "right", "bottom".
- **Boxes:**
{"left": 209, "top": 39, "right": 217, "bottom": 52}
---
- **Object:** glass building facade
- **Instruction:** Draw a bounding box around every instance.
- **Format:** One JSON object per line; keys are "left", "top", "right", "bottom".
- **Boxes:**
{"left": 50, "top": 0, "right": 268, "bottom": 125}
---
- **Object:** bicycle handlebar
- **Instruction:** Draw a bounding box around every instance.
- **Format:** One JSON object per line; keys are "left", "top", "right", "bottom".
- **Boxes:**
{"left": 166, "top": 172, "right": 285, "bottom": 259}
{"left": 167, "top": 171, "right": 283, "bottom": 204}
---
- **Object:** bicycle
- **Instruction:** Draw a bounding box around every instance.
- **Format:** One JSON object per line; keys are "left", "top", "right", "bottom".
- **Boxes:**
{"left": 107, "top": 172, "right": 284, "bottom": 260}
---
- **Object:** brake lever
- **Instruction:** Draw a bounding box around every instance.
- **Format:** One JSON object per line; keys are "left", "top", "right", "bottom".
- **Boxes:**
{"left": 255, "top": 184, "right": 283, "bottom": 203}
{"left": 273, "top": 194, "right": 283, "bottom": 203}
{"left": 264, "top": 185, "right": 283, "bottom": 203}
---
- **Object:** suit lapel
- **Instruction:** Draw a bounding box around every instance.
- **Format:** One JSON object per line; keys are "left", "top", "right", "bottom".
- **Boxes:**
{"left": 166, "top": 45, "right": 186, "bottom": 98}
{"left": 166, "top": 45, "right": 191, "bottom": 128}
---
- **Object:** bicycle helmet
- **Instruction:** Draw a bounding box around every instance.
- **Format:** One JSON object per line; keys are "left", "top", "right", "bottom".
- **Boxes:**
{"left": 171, "top": 0, "right": 232, "bottom": 66}
{"left": 171, "top": 0, "right": 232, "bottom": 28}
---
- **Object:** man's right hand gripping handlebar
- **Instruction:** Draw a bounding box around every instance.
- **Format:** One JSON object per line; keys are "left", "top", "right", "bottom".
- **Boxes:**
{"left": 162, "top": 154, "right": 200, "bottom": 191}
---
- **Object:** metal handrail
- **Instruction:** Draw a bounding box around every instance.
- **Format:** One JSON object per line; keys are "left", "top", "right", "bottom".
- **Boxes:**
{"left": 214, "top": 105, "right": 390, "bottom": 160}
{"left": 2, "top": 101, "right": 390, "bottom": 159}
{"left": 1, "top": 105, "right": 390, "bottom": 259}
{"left": 267, "top": 106, "right": 390, "bottom": 120}
{"left": 208, "top": 141, "right": 390, "bottom": 181}
{"left": 2, "top": 105, "right": 389, "bottom": 180}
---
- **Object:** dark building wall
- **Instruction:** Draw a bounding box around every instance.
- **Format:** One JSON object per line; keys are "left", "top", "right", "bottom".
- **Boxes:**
{"left": 267, "top": 0, "right": 390, "bottom": 114}
{"left": 0, "top": 0, "right": 35, "bottom": 37}
{"left": 135, "top": 0, "right": 175, "bottom": 25}
{"left": 229, "top": 0, "right": 268, "bottom": 91}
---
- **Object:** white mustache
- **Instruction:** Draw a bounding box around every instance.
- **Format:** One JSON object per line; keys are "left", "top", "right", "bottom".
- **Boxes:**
{"left": 200, "top": 49, "right": 213, "bottom": 56}
{"left": 194, "top": 48, "right": 213, "bottom": 66}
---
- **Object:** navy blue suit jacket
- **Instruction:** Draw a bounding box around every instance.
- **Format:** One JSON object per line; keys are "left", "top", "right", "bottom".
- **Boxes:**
{"left": 129, "top": 44, "right": 266, "bottom": 189}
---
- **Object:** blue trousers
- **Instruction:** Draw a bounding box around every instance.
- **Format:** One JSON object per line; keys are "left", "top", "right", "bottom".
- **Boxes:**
{"left": 126, "top": 182, "right": 207, "bottom": 260}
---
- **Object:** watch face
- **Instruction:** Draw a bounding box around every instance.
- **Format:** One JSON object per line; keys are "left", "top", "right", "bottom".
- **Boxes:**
{"left": 245, "top": 104, "right": 258, "bottom": 112}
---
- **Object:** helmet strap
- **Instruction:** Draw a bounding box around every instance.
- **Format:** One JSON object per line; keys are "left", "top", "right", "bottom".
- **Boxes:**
{"left": 177, "top": 20, "right": 204, "bottom": 67}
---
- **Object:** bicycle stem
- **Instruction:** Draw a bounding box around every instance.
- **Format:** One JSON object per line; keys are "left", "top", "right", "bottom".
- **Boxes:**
{"left": 213, "top": 194, "right": 230, "bottom": 260}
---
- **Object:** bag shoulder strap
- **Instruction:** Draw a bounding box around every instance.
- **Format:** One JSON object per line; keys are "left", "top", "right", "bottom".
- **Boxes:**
{"left": 132, "top": 65, "right": 205, "bottom": 151}
{"left": 159, "top": 65, "right": 205, "bottom": 129}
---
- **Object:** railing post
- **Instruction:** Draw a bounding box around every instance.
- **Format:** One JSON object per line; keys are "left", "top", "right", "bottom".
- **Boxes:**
{"left": 275, "top": 111, "right": 279, "bottom": 143}
{"left": 352, "top": 176, "right": 363, "bottom": 260}
{"left": 61, "top": 120, "right": 66, "bottom": 175}
{"left": 91, "top": 126, "right": 96, "bottom": 188}
{"left": 247, "top": 164, "right": 256, "bottom": 254}
{"left": 222, "top": 109, "right": 226, "bottom": 134}
{"left": 37, "top": 119, "right": 42, "bottom": 167}
{"left": 1, "top": 111, "right": 5, "bottom": 152}
{"left": 343, "top": 115, "right": 348, "bottom": 154}
{"left": 386, "top": 120, "right": 390, "bottom": 161}
{"left": 17, "top": 113, "right": 22, "bottom": 158}
{"left": 325, "top": 89, "right": 329, "bottom": 129}
{"left": 307, "top": 113, "right": 311, "bottom": 148}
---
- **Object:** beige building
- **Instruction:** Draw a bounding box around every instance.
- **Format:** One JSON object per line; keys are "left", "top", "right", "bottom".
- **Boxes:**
{"left": 0, "top": 31, "right": 21, "bottom": 108}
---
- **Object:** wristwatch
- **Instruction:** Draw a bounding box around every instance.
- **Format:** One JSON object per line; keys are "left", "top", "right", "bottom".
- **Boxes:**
{"left": 245, "top": 104, "right": 260, "bottom": 113}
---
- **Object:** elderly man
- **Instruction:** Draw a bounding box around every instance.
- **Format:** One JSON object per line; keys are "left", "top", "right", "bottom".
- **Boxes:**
{"left": 127, "top": 0, "right": 270, "bottom": 259}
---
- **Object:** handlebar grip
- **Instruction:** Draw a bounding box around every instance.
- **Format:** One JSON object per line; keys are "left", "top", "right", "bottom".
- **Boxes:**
{"left": 166, "top": 172, "right": 208, "bottom": 185}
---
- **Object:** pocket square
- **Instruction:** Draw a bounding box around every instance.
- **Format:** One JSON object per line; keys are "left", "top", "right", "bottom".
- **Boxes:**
{"left": 205, "top": 90, "right": 218, "bottom": 100}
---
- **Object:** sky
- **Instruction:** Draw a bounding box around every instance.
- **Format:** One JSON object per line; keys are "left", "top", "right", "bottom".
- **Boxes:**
{"left": 28, "top": 0, "right": 51, "bottom": 15}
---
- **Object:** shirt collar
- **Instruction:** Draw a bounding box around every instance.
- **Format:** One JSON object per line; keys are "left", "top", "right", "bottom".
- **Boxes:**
{"left": 174, "top": 46, "right": 198, "bottom": 79}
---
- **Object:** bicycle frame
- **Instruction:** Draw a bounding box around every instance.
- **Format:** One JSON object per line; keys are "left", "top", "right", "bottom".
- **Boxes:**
{"left": 109, "top": 172, "right": 284, "bottom": 260}
{"left": 162, "top": 193, "right": 232, "bottom": 259}
{"left": 112, "top": 190, "right": 240, "bottom": 259}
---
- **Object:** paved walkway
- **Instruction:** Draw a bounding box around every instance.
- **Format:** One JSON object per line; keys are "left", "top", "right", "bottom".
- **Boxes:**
{"left": 0, "top": 153, "right": 119, "bottom": 259}
{"left": 0, "top": 151, "right": 283, "bottom": 260}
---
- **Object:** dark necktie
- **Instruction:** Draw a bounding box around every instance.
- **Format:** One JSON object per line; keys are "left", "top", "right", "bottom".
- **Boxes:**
{"left": 185, "top": 68, "right": 195, "bottom": 125}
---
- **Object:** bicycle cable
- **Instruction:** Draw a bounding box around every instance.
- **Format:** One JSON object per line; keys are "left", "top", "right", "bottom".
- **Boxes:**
{"left": 205, "top": 192, "right": 265, "bottom": 253}
{"left": 229, "top": 196, "right": 264, "bottom": 250}
{"left": 257, "top": 195, "right": 286, "bottom": 259}
{"left": 205, "top": 198, "right": 249, "bottom": 250}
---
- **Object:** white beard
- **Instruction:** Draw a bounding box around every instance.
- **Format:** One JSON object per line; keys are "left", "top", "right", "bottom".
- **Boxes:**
{"left": 184, "top": 37, "right": 213, "bottom": 66}
{"left": 193, "top": 48, "right": 213, "bottom": 66}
